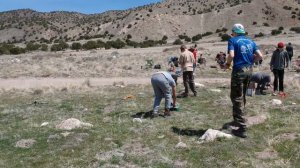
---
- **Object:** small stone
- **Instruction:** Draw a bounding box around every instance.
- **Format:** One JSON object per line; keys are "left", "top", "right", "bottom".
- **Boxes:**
{"left": 40, "top": 122, "right": 49, "bottom": 127}
{"left": 175, "top": 142, "right": 187, "bottom": 149}
{"left": 271, "top": 99, "right": 282, "bottom": 105}
{"left": 15, "top": 139, "right": 36, "bottom": 148}
{"left": 133, "top": 118, "right": 143, "bottom": 123}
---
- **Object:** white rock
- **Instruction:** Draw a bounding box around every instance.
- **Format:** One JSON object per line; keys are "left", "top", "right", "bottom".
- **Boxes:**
{"left": 133, "top": 118, "right": 143, "bottom": 123}
{"left": 15, "top": 139, "right": 36, "bottom": 148}
{"left": 209, "top": 89, "right": 222, "bottom": 93}
{"left": 195, "top": 83, "right": 205, "bottom": 88}
{"left": 199, "top": 129, "right": 233, "bottom": 143}
{"left": 271, "top": 99, "right": 282, "bottom": 105}
{"left": 61, "top": 132, "right": 72, "bottom": 137}
{"left": 40, "top": 122, "right": 49, "bottom": 127}
{"left": 56, "top": 118, "right": 93, "bottom": 130}
{"left": 291, "top": 102, "right": 296, "bottom": 105}
{"left": 157, "top": 135, "right": 165, "bottom": 139}
{"left": 175, "top": 142, "right": 187, "bottom": 149}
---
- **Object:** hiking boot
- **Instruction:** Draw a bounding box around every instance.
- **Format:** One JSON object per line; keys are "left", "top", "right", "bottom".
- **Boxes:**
{"left": 180, "top": 93, "right": 188, "bottom": 98}
{"left": 164, "top": 109, "right": 171, "bottom": 117}
{"left": 193, "top": 92, "right": 197, "bottom": 97}
{"left": 232, "top": 127, "right": 247, "bottom": 138}
{"left": 151, "top": 112, "right": 159, "bottom": 118}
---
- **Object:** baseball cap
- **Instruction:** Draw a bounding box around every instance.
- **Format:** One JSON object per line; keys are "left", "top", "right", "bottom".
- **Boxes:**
{"left": 232, "top": 23, "right": 245, "bottom": 34}
{"left": 277, "top": 42, "right": 284, "bottom": 48}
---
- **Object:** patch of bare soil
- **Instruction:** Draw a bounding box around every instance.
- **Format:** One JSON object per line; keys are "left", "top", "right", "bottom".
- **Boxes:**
{"left": 256, "top": 148, "right": 278, "bottom": 160}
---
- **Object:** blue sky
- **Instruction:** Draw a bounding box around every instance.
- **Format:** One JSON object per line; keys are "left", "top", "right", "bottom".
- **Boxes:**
{"left": 0, "top": 0, "right": 162, "bottom": 14}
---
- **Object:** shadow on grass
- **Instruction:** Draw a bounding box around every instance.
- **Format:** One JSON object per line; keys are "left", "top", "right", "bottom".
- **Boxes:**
{"left": 131, "top": 111, "right": 153, "bottom": 119}
{"left": 172, "top": 126, "right": 206, "bottom": 137}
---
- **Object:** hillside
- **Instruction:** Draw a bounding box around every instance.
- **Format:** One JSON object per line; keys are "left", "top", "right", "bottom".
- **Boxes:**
{"left": 0, "top": 0, "right": 299, "bottom": 43}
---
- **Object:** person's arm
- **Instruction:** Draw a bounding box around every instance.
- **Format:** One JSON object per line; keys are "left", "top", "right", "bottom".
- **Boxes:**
{"left": 172, "top": 86, "right": 176, "bottom": 107}
{"left": 254, "top": 50, "right": 263, "bottom": 61}
{"left": 226, "top": 50, "right": 234, "bottom": 69}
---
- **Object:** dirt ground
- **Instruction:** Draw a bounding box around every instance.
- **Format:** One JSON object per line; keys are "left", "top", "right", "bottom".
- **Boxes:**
{"left": 0, "top": 33, "right": 299, "bottom": 90}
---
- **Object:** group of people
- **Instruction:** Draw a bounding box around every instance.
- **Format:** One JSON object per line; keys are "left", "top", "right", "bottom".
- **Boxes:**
{"left": 150, "top": 23, "right": 294, "bottom": 138}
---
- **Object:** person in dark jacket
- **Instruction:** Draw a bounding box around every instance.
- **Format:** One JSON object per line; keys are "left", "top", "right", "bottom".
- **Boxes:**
{"left": 286, "top": 42, "right": 293, "bottom": 69}
{"left": 251, "top": 72, "right": 271, "bottom": 95}
{"left": 270, "top": 42, "right": 289, "bottom": 96}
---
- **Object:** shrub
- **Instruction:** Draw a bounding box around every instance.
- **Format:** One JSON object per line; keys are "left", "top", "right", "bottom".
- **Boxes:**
{"left": 290, "top": 27, "right": 300, "bottom": 33}
{"left": 192, "top": 34, "right": 202, "bottom": 42}
{"left": 41, "top": 44, "right": 48, "bottom": 51}
{"left": 51, "top": 40, "right": 69, "bottom": 51}
{"left": 26, "top": 42, "right": 41, "bottom": 51}
{"left": 278, "top": 26, "right": 284, "bottom": 31}
{"left": 220, "top": 34, "right": 231, "bottom": 41}
{"left": 263, "top": 23, "right": 270, "bottom": 27}
{"left": 271, "top": 29, "right": 282, "bottom": 35}
{"left": 82, "top": 41, "right": 98, "bottom": 50}
{"left": 106, "top": 39, "right": 126, "bottom": 49}
{"left": 255, "top": 32, "right": 264, "bottom": 37}
{"left": 173, "top": 39, "right": 183, "bottom": 45}
{"left": 10, "top": 47, "right": 25, "bottom": 55}
{"left": 71, "top": 42, "right": 82, "bottom": 50}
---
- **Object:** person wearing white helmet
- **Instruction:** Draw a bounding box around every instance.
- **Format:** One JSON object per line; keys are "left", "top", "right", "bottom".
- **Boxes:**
{"left": 225, "top": 23, "right": 263, "bottom": 138}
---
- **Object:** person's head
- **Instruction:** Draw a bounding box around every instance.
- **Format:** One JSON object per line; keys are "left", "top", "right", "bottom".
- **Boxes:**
{"left": 232, "top": 23, "right": 245, "bottom": 36}
{"left": 288, "top": 42, "right": 291, "bottom": 45}
{"left": 277, "top": 42, "right": 285, "bottom": 49}
{"left": 180, "top": 45, "right": 187, "bottom": 52}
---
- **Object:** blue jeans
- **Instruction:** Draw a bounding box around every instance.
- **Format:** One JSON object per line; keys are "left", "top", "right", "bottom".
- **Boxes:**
{"left": 151, "top": 74, "right": 172, "bottom": 113}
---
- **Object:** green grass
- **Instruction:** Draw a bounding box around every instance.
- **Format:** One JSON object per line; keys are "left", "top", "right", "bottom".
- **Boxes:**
{"left": 0, "top": 82, "right": 299, "bottom": 167}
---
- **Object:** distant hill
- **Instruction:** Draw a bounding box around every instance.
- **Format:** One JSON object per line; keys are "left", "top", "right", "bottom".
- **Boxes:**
{"left": 0, "top": 0, "right": 299, "bottom": 43}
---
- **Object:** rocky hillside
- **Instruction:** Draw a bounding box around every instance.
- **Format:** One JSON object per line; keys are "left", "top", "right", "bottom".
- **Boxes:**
{"left": 0, "top": 0, "right": 299, "bottom": 43}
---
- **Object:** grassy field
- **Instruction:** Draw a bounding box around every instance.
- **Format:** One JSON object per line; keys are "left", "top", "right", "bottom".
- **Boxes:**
{"left": 0, "top": 77, "right": 300, "bottom": 168}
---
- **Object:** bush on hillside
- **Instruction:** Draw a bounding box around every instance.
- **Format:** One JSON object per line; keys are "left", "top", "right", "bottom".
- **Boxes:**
{"left": 290, "top": 27, "right": 300, "bottom": 33}
{"left": 220, "top": 34, "right": 231, "bottom": 41}
{"left": 71, "top": 42, "right": 82, "bottom": 50}
{"left": 173, "top": 39, "right": 183, "bottom": 45}
{"left": 26, "top": 42, "right": 41, "bottom": 51}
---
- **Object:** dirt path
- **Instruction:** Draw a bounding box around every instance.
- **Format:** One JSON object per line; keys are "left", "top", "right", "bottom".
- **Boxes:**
{"left": 0, "top": 77, "right": 231, "bottom": 90}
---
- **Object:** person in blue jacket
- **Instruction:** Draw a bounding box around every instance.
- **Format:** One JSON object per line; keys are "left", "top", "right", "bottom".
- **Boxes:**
{"left": 226, "top": 23, "right": 263, "bottom": 138}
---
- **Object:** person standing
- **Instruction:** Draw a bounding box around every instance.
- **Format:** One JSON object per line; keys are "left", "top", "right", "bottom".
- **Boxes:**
{"left": 179, "top": 45, "right": 197, "bottom": 97}
{"left": 286, "top": 42, "right": 293, "bottom": 69}
{"left": 151, "top": 71, "right": 176, "bottom": 117}
{"left": 270, "top": 42, "right": 289, "bottom": 96}
{"left": 226, "top": 23, "right": 263, "bottom": 138}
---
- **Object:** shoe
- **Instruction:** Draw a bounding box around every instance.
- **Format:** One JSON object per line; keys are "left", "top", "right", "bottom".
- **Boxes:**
{"left": 272, "top": 92, "right": 277, "bottom": 96}
{"left": 232, "top": 128, "right": 247, "bottom": 138}
{"left": 279, "top": 92, "right": 286, "bottom": 98}
{"left": 193, "top": 92, "right": 197, "bottom": 97}
{"left": 164, "top": 109, "right": 171, "bottom": 116}
{"left": 181, "top": 93, "right": 188, "bottom": 98}
{"left": 151, "top": 112, "right": 159, "bottom": 118}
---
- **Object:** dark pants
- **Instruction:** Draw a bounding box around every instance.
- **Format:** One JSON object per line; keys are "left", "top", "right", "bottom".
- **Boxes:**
{"left": 273, "top": 69, "right": 284, "bottom": 92}
{"left": 230, "top": 67, "right": 252, "bottom": 128}
{"left": 182, "top": 71, "right": 196, "bottom": 95}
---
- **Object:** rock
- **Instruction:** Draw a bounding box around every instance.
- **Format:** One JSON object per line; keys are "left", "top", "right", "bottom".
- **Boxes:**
{"left": 246, "top": 114, "right": 268, "bottom": 126}
{"left": 56, "top": 118, "right": 93, "bottom": 130}
{"left": 15, "top": 139, "right": 36, "bottom": 148}
{"left": 61, "top": 132, "right": 72, "bottom": 137}
{"left": 40, "top": 122, "right": 49, "bottom": 127}
{"left": 175, "top": 142, "right": 187, "bottom": 149}
{"left": 133, "top": 118, "right": 143, "bottom": 123}
{"left": 195, "top": 83, "right": 205, "bottom": 88}
{"left": 209, "top": 89, "right": 222, "bottom": 93}
{"left": 199, "top": 129, "right": 233, "bottom": 143}
{"left": 271, "top": 99, "right": 282, "bottom": 105}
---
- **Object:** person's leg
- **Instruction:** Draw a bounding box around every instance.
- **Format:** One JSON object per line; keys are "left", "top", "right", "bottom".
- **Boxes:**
{"left": 230, "top": 69, "right": 250, "bottom": 138}
{"left": 151, "top": 75, "right": 164, "bottom": 114}
{"left": 182, "top": 71, "right": 189, "bottom": 96}
{"left": 273, "top": 69, "right": 279, "bottom": 93}
{"left": 279, "top": 69, "right": 284, "bottom": 92}
{"left": 187, "top": 71, "right": 197, "bottom": 96}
